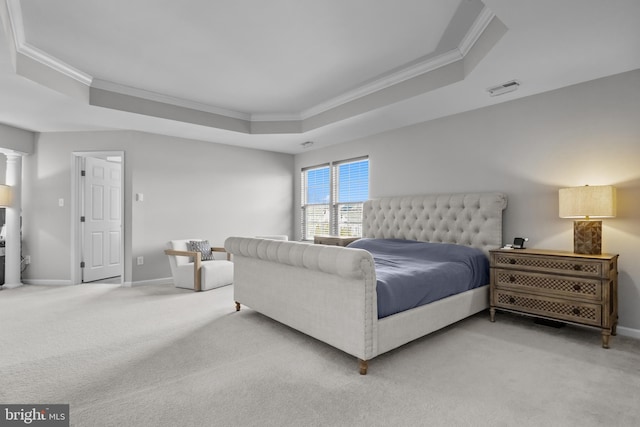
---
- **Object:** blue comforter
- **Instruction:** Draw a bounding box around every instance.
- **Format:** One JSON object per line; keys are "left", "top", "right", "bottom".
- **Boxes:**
{"left": 347, "top": 239, "right": 489, "bottom": 318}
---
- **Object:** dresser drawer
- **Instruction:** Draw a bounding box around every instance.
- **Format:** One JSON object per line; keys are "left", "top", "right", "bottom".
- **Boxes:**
{"left": 494, "top": 290, "right": 601, "bottom": 326}
{"left": 493, "top": 269, "right": 602, "bottom": 302}
{"left": 492, "top": 253, "right": 603, "bottom": 278}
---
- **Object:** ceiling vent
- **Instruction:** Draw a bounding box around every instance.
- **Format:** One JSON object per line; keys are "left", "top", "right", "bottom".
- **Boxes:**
{"left": 486, "top": 80, "right": 520, "bottom": 97}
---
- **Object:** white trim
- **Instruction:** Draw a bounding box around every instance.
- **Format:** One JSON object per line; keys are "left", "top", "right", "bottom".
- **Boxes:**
{"left": 71, "top": 151, "right": 125, "bottom": 285}
{"left": 19, "top": 42, "right": 93, "bottom": 86}
{"left": 0, "top": 282, "right": 23, "bottom": 289}
{"left": 5, "top": 0, "right": 495, "bottom": 125}
{"left": 616, "top": 326, "right": 640, "bottom": 340}
{"left": 298, "top": 7, "right": 495, "bottom": 120}
{"left": 70, "top": 154, "right": 82, "bottom": 285}
{"left": 299, "top": 49, "right": 463, "bottom": 120}
{"left": 5, "top": 0, "right": 24, "bottom": 50}
{"left": 20, "top": 279, "right": 73, "bottom": 286}
{"left": 93, "top": 42, "right": 465, "bottom": 123}
{"left": 6, "top": 0, "right": 92, "bottom": 86}
{"left": 14, "top": 278, "right": 171, "bottom": 287}
{"left": 459, "top": 7, "right": 496, "bottom": 56}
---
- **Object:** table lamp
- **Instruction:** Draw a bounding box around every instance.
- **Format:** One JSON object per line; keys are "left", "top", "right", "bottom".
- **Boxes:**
{"left": 0, "top": 184, "right": 11, "bottom": 207}
{"left": 558, "top": 185, "right": 616, "bottom": 255}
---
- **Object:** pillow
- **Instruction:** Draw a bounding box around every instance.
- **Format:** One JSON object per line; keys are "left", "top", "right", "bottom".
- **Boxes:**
{"left": 186, "top": 240, "right": 215, "bottom": 261}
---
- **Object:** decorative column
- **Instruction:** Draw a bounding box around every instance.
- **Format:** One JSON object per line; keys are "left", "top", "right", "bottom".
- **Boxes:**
{"left": 4, "top": 153, "right": 23, "bottom": 288}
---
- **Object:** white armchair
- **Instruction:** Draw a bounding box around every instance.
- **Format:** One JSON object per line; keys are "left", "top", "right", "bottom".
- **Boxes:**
{"left": 165, "top": 239, "right": 233, "bottom": 291}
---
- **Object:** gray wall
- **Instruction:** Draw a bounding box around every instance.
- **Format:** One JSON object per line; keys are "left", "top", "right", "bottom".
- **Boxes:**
{"left": 0, "top": 121, "right": 36, "bottom": 184}
{"left": 294, "top": 69, "right": 640, "bottom": 335}
{"left": 5, "top": 70, "right": 640, "bottom": 335}
{"left": 0, "top": 153, "right": 5, "bottom": 182}
{"left": 0, "top": 122, "right": 35, "bottom": 155}
{"left": 22, "top": 130, "right": 294, "bottom": 284}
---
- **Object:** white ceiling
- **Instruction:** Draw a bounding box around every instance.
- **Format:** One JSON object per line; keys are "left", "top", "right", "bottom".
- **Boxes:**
{"left": 1, "top": 0, "right": 639, "bottom": 154}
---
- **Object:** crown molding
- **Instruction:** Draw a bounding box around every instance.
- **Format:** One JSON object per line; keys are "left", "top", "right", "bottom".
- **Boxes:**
{"left": 18, "top": 42, "right": 93, "bottom": 86}
{"left": 300, "top": 49, "right": 463, "bottom": 120}
{"left": 4, "top": 0, "right": 496, "bottom": 129}
{"left": 300, "top": 5, "right": 494, "bottom": 120}
{"left": 6, "top": 0, "right": 92, "bottom": 86}
{"left": 459, "top": 6, "right": 496, "bottom": 56}
{"left": 4, "top": 0, "right": 23, "bottom": 47}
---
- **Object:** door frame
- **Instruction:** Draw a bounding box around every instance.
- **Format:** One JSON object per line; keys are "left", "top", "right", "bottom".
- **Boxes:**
{"left": 71, "top": 151, "right": 125, "bottom": 285}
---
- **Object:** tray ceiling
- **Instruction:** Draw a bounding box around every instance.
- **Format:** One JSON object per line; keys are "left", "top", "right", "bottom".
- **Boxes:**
{"left": 1, "top": 0, "right": 640, "bottom": 153}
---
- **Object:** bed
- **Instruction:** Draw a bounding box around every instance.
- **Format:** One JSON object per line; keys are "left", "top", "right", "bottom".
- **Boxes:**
{"left": 224, "top": 192, "right": 507, "bottom": 374}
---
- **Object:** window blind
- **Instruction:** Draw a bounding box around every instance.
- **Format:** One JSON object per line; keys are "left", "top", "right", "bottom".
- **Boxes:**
{"left": 301, "top": 157, "right": 369, "bottom": 240}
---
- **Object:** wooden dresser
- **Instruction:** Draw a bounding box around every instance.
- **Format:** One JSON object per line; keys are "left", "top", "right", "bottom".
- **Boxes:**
{"left": 489, "top": 248, "right": 618, "bottom": 348}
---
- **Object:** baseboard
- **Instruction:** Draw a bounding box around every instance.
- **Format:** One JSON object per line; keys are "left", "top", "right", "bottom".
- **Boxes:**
{"left": 1, "top": 283, "right": 25, "bottom": 289}
{"left": 19, "top": 278, "right": 173, "bottom": 287}
{"left": 616, "top": 326, "right": 640, "bottom": 340}
{"left": 21, "top": 279, "right": 74, "bottom": 286}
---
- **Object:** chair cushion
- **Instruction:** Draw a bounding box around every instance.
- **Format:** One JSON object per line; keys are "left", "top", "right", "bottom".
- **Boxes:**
{"left": 168, "top": 239, "right": 198, "bottom": 266}
{"left": 200, "top": 260, "right": 234, "bottom": 290}
{"left": 187, "top": 240, "right": 215, "bottom": 261}
{"left": 173, "top": 260, "right": 233, "bottom": 291}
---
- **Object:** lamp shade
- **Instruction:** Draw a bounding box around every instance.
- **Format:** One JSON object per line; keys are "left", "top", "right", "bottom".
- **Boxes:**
{"left": 559, "top": 185, "right": 616, "bottom": 219}
{"left": 0, "top": 184, "right": 11, "bottom": 207}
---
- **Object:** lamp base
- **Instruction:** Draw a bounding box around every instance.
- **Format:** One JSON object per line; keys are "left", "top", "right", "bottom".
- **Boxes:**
{"left": 573, "top": 220, "right": 602, "bottom": 255}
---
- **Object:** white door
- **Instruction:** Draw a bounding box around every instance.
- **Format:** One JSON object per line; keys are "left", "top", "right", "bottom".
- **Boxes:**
{"left": 82, "top": 157, "right": 122, "bottom": 282}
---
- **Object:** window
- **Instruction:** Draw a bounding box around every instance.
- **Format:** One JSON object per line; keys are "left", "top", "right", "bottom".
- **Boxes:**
{"left": 301, "top": 157, "right": 369, "bottom": 240}
{"left": 302, "top": 165, "right": 331, "bottom": 238}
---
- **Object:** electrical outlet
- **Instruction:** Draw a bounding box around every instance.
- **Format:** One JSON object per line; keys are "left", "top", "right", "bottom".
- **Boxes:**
{"left": 137, "top": 256, "right": 144, "bottom": 265}
{"left": 24, "top": 255, "right": 31, "bottom": 264}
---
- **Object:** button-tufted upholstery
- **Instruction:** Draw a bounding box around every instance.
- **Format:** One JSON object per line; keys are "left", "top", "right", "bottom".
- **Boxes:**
{"left": 225, "top": 238, "right": 373, "bottom": 280}
{"left": 225, "top": 192, "right": 507, "bottom": 373}
{"left": 362, "top": 192, "right": 507, "bottom": 255}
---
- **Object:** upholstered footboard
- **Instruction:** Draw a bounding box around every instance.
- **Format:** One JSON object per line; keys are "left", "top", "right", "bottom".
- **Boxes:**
{"left": 225, "top": 192, "right": 506, "bottom": 374}
{"left": 225, "top": 237, "right": 379, "bottom": 371}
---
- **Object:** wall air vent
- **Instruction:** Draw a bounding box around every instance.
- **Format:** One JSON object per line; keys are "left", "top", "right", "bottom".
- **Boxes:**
{"left": 486, "top": 80, "right": 520, "bottom": 97}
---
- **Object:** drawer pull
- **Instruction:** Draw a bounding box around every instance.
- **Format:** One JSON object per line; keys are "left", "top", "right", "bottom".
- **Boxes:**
{"left": 509, "top": 275, "right": 516, "bottom": 283}
{"left": 509, "top": 259, "right": 516, "bottom": 265}
{"left": 572, "top": 308, "right": 581, "bottom": 315}
{"left": 573, "top": 265, "right": 582, "bottom": 271}
{"left": 573, "top": 284, "right": 582, "bottom": 291}
{"left": 508, "top": 297, "right": 516, "bottom": 304}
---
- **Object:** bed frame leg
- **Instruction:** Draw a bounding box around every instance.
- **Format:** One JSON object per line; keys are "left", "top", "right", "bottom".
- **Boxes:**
{"left": 358, "top": 359, "right": 368, "bottom": 375}
{"left": 235, "top": 301, "right": 241, "bottom": 312}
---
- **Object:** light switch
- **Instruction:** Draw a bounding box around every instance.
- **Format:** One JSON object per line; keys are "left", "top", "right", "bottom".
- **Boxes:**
{"left": 58, "top": 198, "right": 64, "bottom": 207}
{"left": 136, "top": 193, "right": 144, "bottom": 202}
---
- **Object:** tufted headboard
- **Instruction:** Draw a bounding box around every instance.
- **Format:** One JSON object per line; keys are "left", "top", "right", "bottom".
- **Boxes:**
{"left": 362, "top": 192, "right": 507, "bottom": 256}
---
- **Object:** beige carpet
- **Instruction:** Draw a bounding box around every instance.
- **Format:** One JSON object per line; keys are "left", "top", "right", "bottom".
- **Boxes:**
{"left": 1, "top": 283, "right": 639, "bottom": 427}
